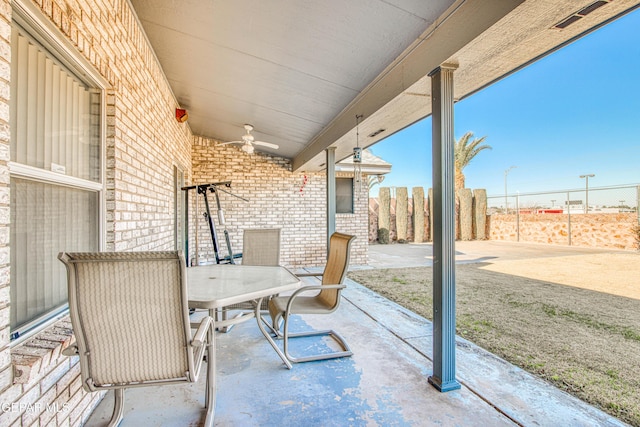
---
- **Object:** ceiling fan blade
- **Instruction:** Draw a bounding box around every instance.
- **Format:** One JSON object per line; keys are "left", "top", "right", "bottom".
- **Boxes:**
{"left": 253, "top": 141, "right": 279, "bottom": 149}
{"left": 217, "top": 140, "right": 243, "bottom": 146}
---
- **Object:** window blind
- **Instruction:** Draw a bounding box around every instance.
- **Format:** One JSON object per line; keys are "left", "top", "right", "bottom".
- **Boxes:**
{"left": 9, "top": 28, "right": 102, "bottom": 337}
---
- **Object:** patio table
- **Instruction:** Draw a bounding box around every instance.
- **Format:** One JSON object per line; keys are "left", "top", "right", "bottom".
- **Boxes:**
{"left": 187, "top": 264, "right": 301, "bottom": 425}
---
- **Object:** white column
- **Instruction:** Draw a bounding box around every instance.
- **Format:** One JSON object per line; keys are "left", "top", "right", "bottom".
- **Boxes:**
{"left": 326, "top": 147, "right": 336, "bottom": 255}
{"left": 428, "top": 63, "right": 461, "bottom": 392}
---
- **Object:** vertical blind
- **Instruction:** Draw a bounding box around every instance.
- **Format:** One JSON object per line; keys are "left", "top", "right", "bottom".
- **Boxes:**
{"left": 10, "top": 28, "right": 102, "bottom": 335}
{"left": 10, "top": 179, "right": 99, "bottom": 330}
{"left": 11, "top": 28, "right": 101, "bottom": 181}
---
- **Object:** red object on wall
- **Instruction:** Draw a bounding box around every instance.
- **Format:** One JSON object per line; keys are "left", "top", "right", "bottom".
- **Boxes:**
{"left": 176, "top": 108, "right": 188, "bottom": 122}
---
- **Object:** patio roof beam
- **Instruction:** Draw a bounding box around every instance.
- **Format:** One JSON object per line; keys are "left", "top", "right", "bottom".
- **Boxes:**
{"left": 428, "top": 63, "right": 461, "bottom": 393}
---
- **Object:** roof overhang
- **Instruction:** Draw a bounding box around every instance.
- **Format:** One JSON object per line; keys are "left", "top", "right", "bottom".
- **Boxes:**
{"left": 292, "top": 0, "right": 523, "bottom": 171}
{"left": 130, "top": 0, "right": 640, "bottom": 173}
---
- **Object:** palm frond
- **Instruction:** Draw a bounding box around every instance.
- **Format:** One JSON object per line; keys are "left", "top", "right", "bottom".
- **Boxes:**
{"left": 455, "top": 131, "right": 491, "bottom": 170}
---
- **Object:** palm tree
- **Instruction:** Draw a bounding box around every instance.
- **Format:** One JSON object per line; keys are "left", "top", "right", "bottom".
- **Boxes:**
{"left": 454, "top": 131, "right": 491, "bottom": 190}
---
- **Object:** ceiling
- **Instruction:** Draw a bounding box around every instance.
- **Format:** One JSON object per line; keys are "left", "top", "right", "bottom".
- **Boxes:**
{"left": 130, "top": 0, "right": 640, "bottom": 172}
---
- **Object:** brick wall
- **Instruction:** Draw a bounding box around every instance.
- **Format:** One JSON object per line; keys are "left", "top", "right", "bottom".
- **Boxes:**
{"left": 1, "top": 1, "right": 370, "bottom": 424}
{"left": 190, "top": 137, "right": 368, "bottom": 268}
{"left": 0, "top": 0, "right": 13, "bottom": 422}
{"left": 336, "top": 188, "right": 369, "bottom": 265}
{"left": 2, "top": 1, "right": 193, "bottom": 425}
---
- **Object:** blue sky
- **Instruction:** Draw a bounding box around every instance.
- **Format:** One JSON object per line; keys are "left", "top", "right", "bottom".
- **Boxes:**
{"left": 368, "top": 8, "right": 640, "bottom": 198}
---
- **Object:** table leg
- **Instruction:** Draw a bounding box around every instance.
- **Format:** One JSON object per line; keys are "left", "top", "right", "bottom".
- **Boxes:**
{"left": 254, "top": 298, "right": 292, "bottom": 370}
{"left": 204, "top": 308, "right": 216, "bottom": 427}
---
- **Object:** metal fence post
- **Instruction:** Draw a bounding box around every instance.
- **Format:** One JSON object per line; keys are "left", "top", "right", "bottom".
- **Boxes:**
{"left": 637, "top": 185, "right": 640, "bottom": 225}
{"left": 567, "top": 191, "right": 572, "bottom": 246}
{"left": 516, "top": 193, "right": 520, "bottom": 242}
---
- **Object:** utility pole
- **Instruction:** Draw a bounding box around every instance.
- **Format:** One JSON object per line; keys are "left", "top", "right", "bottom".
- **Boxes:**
{"left": 579, "top": 174, "right": 595, "bottom": 214}
{"left": 504, "top": 166, "right": 516, "bottom": 214}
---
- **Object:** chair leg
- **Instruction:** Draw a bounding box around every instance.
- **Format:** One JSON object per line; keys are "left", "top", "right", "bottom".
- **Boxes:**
{"left": 255, "top": 300, "right": 293, "bottom": 369}
{"left": 203, "top": 309, "right": 216, "bottom": 427}
{"left": 108, "top": 388, "right": 125, "bottom": 427}
{"left": 282, "top": 315, "right": 353, "bottom": 364}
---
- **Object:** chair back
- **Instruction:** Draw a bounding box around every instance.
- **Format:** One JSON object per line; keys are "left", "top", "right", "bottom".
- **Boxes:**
{"left": 242, "top": 228, "right": 281, "bottom": 266}
{"left": 317, "top": 232, "right": 356, "bottom": 308}
{"left": 59, "top": 251, "right": 194, "bottom": 390}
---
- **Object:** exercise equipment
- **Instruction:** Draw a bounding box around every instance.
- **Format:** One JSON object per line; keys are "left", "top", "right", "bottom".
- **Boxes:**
{"left": 181, "top": 181, "right": 246, "bottom": 266}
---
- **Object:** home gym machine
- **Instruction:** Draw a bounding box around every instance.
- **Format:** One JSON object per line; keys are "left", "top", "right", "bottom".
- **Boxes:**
{"left": 181, "top": 181, "right": 246, "bottom": 266}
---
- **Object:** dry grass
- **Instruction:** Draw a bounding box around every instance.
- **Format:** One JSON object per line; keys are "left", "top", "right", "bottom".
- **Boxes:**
{"left": 348, "top": 264, "right": 640, "bottom": 426}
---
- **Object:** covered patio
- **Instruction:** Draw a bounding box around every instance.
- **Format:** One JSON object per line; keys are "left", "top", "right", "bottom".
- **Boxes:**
{"left": 3, "top": 1, "right": 640, "bottom": 426}
{"left": 84, "top": 258, "right": 625, "bottom": 426}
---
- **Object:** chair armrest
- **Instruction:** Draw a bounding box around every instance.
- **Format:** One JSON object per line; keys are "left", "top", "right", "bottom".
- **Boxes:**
{"left": 192, "top": 316, "right": 213, "bottom": 347}
{"left": 295, "top": 272, "right": 324, "bottom": 278}
{"left": 289, "top": 283, "right": 345, "bottom": 297}
{"left": 286, "top": 284, "right": 346, "bottom": 312}
{"left": 62, "top": 344, "right": 79, "bottom": 357}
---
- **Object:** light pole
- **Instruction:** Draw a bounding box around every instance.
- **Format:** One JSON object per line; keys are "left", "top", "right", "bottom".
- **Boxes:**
{"left": 579, "top": 174, "right": 595, "bottom": 214}
{"left": 504, "top": 166, "right": 516, "bottom": 214}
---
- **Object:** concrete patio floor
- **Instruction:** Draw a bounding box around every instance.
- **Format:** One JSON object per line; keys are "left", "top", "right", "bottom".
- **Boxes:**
{"left": 85, "top": 242, "right": 631, "bottom": 426}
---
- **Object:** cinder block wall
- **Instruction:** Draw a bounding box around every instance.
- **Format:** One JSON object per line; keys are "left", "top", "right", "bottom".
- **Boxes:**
{"left": 1, "top": 1, "right": 193, "bottom": 425}
{"left": 190, "top": 137, "right": 368, "bottom": 268}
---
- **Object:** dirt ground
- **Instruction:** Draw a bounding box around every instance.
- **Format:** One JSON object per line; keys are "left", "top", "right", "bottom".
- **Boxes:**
{"left": 348, "top": 248, "right": 640, "bottom": 426}
{"left": 478, "top": 252, "right": 640, "bottom": 299}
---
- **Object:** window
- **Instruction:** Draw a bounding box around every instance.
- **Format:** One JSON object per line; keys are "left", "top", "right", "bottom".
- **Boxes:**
{"left": 9, "top": 11, "right": 105, "bottom": 341}
{"left": 336, "top": 178, "right": 354, "bottom": 214}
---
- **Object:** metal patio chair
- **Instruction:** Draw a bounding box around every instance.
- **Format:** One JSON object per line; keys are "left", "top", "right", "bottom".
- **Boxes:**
{"left": 219, "top": 228, "right": 281, "bottom": 330}
{"left": 59, "top": 251, "right": 215, "bottom": 427}
{"left": 268, "top": 232, "right": 356, "bottom": 364}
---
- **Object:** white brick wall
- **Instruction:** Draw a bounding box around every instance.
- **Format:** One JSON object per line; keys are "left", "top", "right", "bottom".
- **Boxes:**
{"left": 0, "top": 0, "right": 12, "bottom": 420}
{"left": 1, "top": 1, "right": 369, "bottom": 424}
{"left": 190, "top": 137, "right": 368, "bottom": 268}
{"left": 2, "top": 1, "right": 193, "bottom": 425}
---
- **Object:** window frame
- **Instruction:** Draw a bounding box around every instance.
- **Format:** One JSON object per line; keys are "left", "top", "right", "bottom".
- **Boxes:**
{"left": 174, "top": 164, "right": 186, "bottom": 251}
{"left": 336, "top": 177, "right": 355, "bottom": 214}
{"left": 9, "top": 0, "right": 108, "bottom": 345}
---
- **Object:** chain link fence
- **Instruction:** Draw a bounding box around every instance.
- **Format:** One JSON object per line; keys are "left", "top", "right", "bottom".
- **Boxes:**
{"left": 488, "top": 184, "right": 640, "bottom": 249}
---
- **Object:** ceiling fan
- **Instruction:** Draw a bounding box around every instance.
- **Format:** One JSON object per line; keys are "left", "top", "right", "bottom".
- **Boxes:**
{"left": 218, "top": 124, "right": 279, "bottom": 154}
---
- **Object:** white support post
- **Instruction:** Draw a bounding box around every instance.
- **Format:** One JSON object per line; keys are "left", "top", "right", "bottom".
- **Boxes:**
{"left": 326, "top": 147, "right": 336, "bottom": 255}
{"left": 428, "top": 63, "right": 461, "bottom": 393}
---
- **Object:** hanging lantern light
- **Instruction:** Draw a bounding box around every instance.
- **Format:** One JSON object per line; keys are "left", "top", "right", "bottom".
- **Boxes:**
{"left": 353, "top": 114, "right": 363, "bottom": 198}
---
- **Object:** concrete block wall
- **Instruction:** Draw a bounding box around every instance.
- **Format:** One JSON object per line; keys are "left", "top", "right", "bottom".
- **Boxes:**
{"left": 190, "top": 137, "right": 368, "bottom": 268}
{"left": 2, "top": 0, "right": 193, "bottom": 425}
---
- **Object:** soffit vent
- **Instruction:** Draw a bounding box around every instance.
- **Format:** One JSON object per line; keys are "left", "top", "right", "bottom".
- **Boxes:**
{"left": 553, "top": 1, "right": 609, "bottom": 29}
{"left": 577, "top": 1, "right": 609, "bottom": 16}
{"left": 555, "top": 15, "right": 583, "bottom": 29}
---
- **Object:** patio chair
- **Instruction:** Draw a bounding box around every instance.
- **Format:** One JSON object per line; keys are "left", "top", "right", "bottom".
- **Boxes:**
{"left": 241, "top": 228, "right": 281, "bottom": 267}
{"left": 219, "top": 228, "right": 281, "bottom": 331}
{"left": 58, "top": 251, "right": 215, "bottom": 427}
{"left": 268, "top": 232, "right": 355, "bottom": 364}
